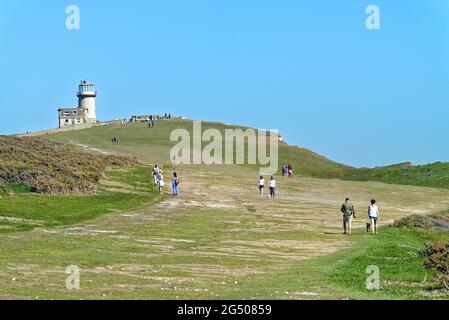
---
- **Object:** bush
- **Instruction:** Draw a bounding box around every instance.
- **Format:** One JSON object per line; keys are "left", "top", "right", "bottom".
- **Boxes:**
{"left": 0, "top": 136, "right": 137, "bottom": 195}
{"left": 393, "top": 215, "right": 436, "bottom": 229}
{"left": 0, "top": 184, "right": 14, "bottom": 197}
{"left": 423, "top": 242, "right": 449, "bottom": 289}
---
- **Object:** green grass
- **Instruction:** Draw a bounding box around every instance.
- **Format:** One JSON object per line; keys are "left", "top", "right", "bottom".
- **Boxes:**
{"left": 47, "top": 119, "right": 353, "bottom": 178}
{"left": 0, "top": 169, "right": 448, "bottom": 298}
{"left": 46, "top": 119, "right": 449, "bottom": 189}
{"left": 7, "top": 184, "right": 32, "bottom": 193}
{"left": 1, "top": 119, "right": 449, "bottom": 299}
{"left": 0, "top": 166, "right": 161, "bottom": 233}
{"left": 343, "top": 162, "right": 449, "bottom": 190}
{"left": 233, "top": 225, "right": 449, "bottom": 300}
{"left": 327, "top": 226, "right": 446, "bottom": 299}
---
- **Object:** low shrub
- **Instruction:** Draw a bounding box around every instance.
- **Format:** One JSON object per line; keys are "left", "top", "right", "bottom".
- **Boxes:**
{"left": 393, "top": 215, "right": 436, "bottom": 229}
{"left": 0, "top": 184, "right": 14, "bottom": 197}
{"left": 0, "top": 136, "right": 137, "bottom": 194}
{"left": 422, "top": 242, "right": 449, "bottom": 289}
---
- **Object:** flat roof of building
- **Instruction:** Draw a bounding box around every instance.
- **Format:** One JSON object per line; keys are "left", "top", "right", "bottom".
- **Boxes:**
{"left": 58, "top": 107, "right": 85, "bottom": 111}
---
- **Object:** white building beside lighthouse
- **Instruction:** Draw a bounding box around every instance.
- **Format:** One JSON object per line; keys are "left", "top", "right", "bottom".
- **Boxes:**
{"left": 58, "top": 80, "right": 97, "bottom": 128}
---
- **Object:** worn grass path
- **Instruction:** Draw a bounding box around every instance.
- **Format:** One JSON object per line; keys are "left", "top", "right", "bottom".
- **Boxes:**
{"left": 2, "top": 121, "right": 449, "bottom": 299}
{"left": 2, "top": 161, "right": 449, "bottom": 299}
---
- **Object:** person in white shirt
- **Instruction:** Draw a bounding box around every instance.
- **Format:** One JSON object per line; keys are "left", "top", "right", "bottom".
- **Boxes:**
{"left": 368, "top": 199, "right": 380, "bottom": 234}
{"left": 269, "top": 176, "right": 276, "bottom": 198}
{"left": 258, "top": 176, "right": 265, "bottom": 197}
{"left": 152, "top": 164, "right": 160, "bottom": 186}
{"left": 157, "top": 170, "right": 165, "bottom": 194}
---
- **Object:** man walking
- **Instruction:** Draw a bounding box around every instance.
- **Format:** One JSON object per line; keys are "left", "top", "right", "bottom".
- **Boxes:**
{"left": 341, "top": 197, "right": 356, "bottom": 235}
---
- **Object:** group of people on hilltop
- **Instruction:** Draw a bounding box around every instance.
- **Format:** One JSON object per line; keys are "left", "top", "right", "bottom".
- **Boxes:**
{"left": 341, "top": 197, "right": 380, "bottom": 235}
{"left": 134, "top": 113, "right": 172, "bottom": 124}
{"left": 152, "top": 164, "right": 179, "bottom": 196}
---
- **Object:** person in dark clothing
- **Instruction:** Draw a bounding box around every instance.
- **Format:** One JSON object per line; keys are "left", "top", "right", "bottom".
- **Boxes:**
{"left": 341, "top": 198, "right": 356, "bottom": 235}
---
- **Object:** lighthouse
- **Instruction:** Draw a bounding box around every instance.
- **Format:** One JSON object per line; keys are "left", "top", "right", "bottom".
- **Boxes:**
{"left": 77, "top": 80, "right": 97, "bottom": 123}
{"left": 58, "top": 80, "right": 98, "bottom": 128}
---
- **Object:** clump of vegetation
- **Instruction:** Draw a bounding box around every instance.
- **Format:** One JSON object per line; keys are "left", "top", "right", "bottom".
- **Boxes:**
{"left": 422, "top": 242, "right": 449, "bottom": 290}
{"left": 393, "top": 213, "right": 449, "bottom": 234}
{"left": 393, "top": 215, "right": 436, "bottom": 229}
{"left": 0, "top": 184, "right": 14, "bottom": 197}
{"left": 0, "top": 136, "right": 137, "bottom": 194}
{"left": 343, "top": 161, "right": 449, "bottom": 190}
{"left": 432, "top": 213, "right": 449, "bottom": 224}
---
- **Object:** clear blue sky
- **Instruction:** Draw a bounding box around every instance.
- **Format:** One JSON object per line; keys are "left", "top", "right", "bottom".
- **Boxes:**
{"left": 1, "top": 0, "right": 449, "bottom": 167}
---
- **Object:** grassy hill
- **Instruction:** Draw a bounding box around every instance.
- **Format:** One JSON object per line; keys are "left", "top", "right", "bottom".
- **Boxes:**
{"left": 45, "top": 118, "right": 449, "bottom": 189}
{"left": 0, "top": 135, "right": 160, "bottom": 233}
{"left": 47, "top": 119, "right": 352, "bottom": 176}
{"left": 1, "top": 119, "right": 449, "bottom": 299}
{"left": 343, "top": 162, "right": 449, "bottom": 189}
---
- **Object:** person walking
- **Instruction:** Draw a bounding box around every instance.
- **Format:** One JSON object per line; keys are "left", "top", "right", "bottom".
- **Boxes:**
{"left": 157, "top": 170, "right": 165, "bottom": 194}
{"left": 269, "top": 176, "right": 276, "bottom": 198}
{"left": 368, "top": 199, "right": 380, "bottom": 234}
{"left": 258, "top": 175, "right": 265, "bottom": 197}
{"left": 341, "top": 198, "right": 356, "bottom": 235}
{"left": 287, "top": 164, "right": 293, "bottom": 177}
{"left": 152, "top": 164, "right": 160, "bottom": 186}
{"left": 281, "top": 165, "right": 286, "bottom": 176}
{"left": 172, "top": 172, "right": 180, "bottom": 196}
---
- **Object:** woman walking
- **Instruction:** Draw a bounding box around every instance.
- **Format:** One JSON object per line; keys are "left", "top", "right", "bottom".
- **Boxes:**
{"left": 368, "top": 199, "right": 380, "bottom": 234}
{"left": 281, "top": 165, "right": 286, "bottom": 176}
{"left": 258, "top": 175, "right": 265, "bottom": 197}
{"left": 157, "top": 170, "right": 165, "bottom": 194}
{"left": 269, "top": 176, "right": 276, "bottom": 198}
{"left": 172, "top": 172, "right": 180, "bottom": 196}
{"left": 152, "top": 164, "right": 160, "bottom": 186}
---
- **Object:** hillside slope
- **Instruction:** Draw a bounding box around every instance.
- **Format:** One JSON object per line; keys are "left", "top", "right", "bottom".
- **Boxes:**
{"left": 343, "top": 161, "right": 449, "bottom": 189}
{"left": 44, "top": 118, "right": 449, "bottom": 189}
{"left": 46, "top": 118, "right": 353, "bottom": 177}
{"left": 0, "top": 136, "right": 136, "bottom": 194}
{"left": 2, "top": 119, "right": 449, "bottom": 299}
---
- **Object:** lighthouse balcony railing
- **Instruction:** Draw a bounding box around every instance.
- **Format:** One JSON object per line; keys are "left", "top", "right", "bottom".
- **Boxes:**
{"left": 76, "top": 90, "right": 97, "bottom": 96}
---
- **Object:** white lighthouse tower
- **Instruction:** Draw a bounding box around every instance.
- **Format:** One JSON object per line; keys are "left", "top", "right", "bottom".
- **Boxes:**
{"left": 77, "top": 80, "right": 97, "bottom": 123}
